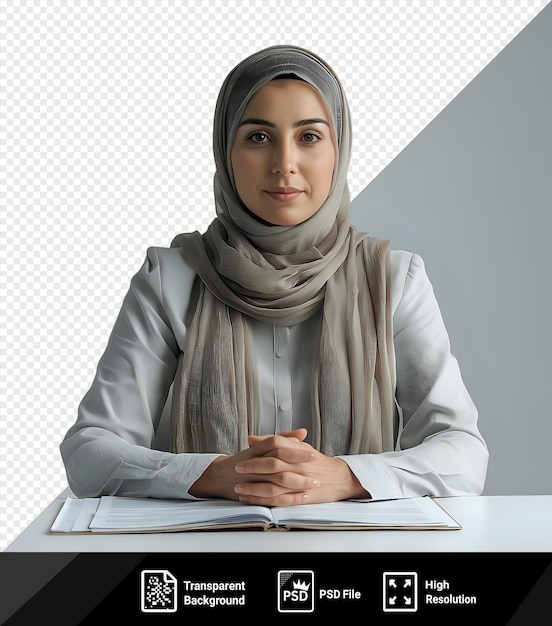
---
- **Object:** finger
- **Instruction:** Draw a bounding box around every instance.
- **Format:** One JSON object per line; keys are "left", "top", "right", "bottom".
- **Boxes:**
{"left": 246, "top": 434, "right": 315, "bottom": 463}
{"left": 248, "top": 428, "right": 307, "bottom": 447}
{"left": 236, "top": 458, "right": 321, "bottom": 493}
{"left": 279, "top": 428, "right": 308, "bottom": 441}
{"left": 238, "top": 491, "right": 313, "bottom": 507}
{"left": 247, "top": 434, "right": 271, "bottom": 446}
{"left": 235, "top": 474, "right": 319, "bottom": 498}
{"left": 236, "top": 455, "right": 292, "bottom": 476}
{"left": 237, "top": 447, "right": 315, "bottom": 473}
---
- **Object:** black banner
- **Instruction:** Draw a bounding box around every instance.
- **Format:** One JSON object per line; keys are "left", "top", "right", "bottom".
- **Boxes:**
{"left": 1, "top": 552, "right": 551, "bottom": 624}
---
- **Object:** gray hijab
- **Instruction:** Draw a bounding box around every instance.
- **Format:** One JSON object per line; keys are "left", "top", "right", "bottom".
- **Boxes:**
{"left": 170, "top": 45, "right": 395, "bottom": 456}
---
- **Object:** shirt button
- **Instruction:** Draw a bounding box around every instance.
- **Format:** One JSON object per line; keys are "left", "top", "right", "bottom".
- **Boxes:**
{"left": 279, "top": 399, "right": 292, "bottom": 412}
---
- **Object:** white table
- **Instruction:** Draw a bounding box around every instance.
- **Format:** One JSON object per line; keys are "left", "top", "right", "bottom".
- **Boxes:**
{"left": 3, "top": 494, "right": 552, "bottom": 624}
{"left": 5, "top": 493, "right": 552, "bottom": 552}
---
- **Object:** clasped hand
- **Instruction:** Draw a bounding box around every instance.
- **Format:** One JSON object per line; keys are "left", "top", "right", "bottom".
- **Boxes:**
{"left": 191, "top": 428, "right": 369, "bottom": 506}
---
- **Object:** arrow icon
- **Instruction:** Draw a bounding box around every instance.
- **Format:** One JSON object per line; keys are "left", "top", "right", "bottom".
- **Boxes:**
{"left": 383, "top": 572, "right": 418, "bottom": 613}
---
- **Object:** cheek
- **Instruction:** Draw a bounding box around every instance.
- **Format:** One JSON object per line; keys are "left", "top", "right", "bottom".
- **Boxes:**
{"left": 315, "top": 153, "right": 336, "bottom": 197}
{"left": 232, "top": 151, "right": 262, "bottom": 179}
{"left": 230, "top": 150, "right": 244, "bottom": 183}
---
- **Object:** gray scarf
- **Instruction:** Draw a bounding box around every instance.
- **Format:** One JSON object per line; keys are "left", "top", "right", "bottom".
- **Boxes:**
{"left": 170, "top": 45, "right": 395, "bottom": 456}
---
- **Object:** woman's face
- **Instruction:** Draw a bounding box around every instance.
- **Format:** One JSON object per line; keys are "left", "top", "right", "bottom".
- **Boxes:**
{"left": 230, "top": 79, "right": 336, "bottom": 226}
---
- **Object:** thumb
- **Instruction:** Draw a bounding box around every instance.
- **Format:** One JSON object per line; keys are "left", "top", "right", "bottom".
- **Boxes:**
{"left": 279, "top": 428, "right": 308, "bottom": 442}
{"left": 247, "top": 428, "right": 308, "bottom": 447}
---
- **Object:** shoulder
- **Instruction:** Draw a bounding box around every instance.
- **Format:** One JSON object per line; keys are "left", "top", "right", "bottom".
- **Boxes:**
{"left": 389, "top": 250, "right": 432, "bottom": 315}
{"left": 130, "top": 246, "right": 197, "bottom": 320}
{"left": 389, "top": 249, "right": 427, "bottom": 282}
{"left": 389, "top": 248, "right": 414, "bottom": 275}
{"left": 143, "top": 246, "right": 196, "bottom": 285}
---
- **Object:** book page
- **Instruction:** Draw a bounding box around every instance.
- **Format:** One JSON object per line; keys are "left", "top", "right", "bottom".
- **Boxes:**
{"left": 50, "top": 497, "right": 102, "bottom": 533}
{"left": 88, "top": 497, "right": 272, "bottom": 532}
{"left": 270, "top": 497, "right": 460, "bottom": 529}
{"left": 51, "top": 495, "right": 460, "bottom": 533}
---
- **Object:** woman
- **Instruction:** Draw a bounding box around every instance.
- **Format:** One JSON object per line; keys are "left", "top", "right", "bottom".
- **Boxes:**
{"left": 60, "top": 45, "right": 488, "bottom": 507}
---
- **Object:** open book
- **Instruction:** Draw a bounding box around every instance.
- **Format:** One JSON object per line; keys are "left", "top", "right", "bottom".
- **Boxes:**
{"left": 50, "top": 495, "right": 461, "bottom": 533}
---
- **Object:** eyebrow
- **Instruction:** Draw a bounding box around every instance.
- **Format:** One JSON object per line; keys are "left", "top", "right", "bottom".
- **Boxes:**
{"left": 237, "top": 117, "right": 330, "bottom": 128}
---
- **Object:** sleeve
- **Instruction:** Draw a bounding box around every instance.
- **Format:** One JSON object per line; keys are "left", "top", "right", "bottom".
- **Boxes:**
{"left": 338, "top": 252, "right": 489, "bottom": 500}
{"left": 59, "top": 247, "right": 221, "bottom": 499}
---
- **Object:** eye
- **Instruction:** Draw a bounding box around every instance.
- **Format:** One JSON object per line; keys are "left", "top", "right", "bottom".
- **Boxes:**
{"left": 301, "top": 131, "right": 323, "bottom": 144}
{"left": 247, "top": 131, "right": 270, "bottom": 144}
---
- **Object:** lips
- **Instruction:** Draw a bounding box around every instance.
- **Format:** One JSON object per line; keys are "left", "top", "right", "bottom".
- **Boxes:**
{"left": 265, "top": 187, "right": 303, "bottom": 202}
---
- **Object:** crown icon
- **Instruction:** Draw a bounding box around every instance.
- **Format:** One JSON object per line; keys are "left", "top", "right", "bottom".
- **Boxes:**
{"left": 293, "top": 580, "right": 311, "bottom": 591}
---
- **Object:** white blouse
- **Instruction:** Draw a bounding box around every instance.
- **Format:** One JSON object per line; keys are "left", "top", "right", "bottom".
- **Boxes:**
{"left": 60, "top": 246, "right": 488, "bottom": 501}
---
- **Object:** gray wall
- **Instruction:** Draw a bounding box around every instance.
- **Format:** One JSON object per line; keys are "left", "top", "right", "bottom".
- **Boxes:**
{"left": 351, "top": 4, "right": 552, "bottom": 495}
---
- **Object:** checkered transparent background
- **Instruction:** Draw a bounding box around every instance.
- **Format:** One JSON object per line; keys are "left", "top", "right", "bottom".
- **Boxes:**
{"left": 1, "top": 0, "right": 549, "bottom": 549}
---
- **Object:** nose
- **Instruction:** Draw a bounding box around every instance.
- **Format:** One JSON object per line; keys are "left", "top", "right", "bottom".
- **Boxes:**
{"left": 271, "top": 139, "right": 297, "bottom": 175}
